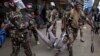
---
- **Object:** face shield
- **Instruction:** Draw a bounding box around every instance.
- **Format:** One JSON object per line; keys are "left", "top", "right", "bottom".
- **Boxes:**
{"left": 50, "top": 2, "right": 55, "bottom": 6}
{"left": 26, "top": 3, "right": 33, "bottom": 13}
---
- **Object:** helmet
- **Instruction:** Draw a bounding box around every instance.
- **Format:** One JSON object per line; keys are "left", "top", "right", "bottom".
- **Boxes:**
{"left": 26, "top": 3, "right": 33, "bottom": 9}
{"left": 26, "top": 3, "right": 33, "bottom": 13}
{"left": 8, "top": 0, "right": 16, "bottom": 11}
{"left": 4, "top": 2, "right": 9, "bottom": 7}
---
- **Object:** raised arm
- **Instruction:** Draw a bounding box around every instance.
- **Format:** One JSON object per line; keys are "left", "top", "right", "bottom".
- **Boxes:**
{"left": 61, "top": 11, "right": 71, "bottom": 32}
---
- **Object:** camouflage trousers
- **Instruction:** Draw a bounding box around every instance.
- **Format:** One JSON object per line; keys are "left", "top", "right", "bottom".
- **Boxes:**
{"left": 10, "top": 39, "right": 32, "bottom": 56}
{"left": 10, "top": 29, "right": 33, "bottom": 56}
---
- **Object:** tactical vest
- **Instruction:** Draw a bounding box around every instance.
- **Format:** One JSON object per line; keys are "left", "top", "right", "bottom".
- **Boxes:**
{"left": 10, "top": 11, "right": 23, "bottom": 29}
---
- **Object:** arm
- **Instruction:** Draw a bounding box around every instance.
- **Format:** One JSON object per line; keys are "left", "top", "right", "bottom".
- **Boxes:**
{"left": 61, "top": 12, "right": 70, "bottom": 31}
{"left": 81, "top": 11, "right": 94, "bottom": 29}
{"left": 48, "top": 19, "right": 57, "bottom": 38}
{"left": 86, "top": 16, "right": 94, "bottom": 29}
{"left": 61, "top": 17, "right": 66, "bottom": 31}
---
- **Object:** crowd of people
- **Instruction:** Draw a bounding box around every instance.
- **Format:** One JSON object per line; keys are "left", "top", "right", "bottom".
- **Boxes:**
{"left": 0, "top": 0, "right": 100, "bottom": 56}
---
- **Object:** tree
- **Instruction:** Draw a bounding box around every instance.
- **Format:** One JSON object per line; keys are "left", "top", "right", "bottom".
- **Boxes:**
{"left": 93, "top": 0, "right": 100, "bottom": 8}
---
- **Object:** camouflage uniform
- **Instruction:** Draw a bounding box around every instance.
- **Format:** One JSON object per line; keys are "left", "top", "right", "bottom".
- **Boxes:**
{"left": 9, "top": 11, "right": 33, "bottom": 56}
{"left": 26, "top": 12, "right": 39, "bottom": 44}
{"left": 52, "top": 16, "right": 57, "bottom": 37}
{"left": 49, "top": 9, "right": 58, "bottom": 37}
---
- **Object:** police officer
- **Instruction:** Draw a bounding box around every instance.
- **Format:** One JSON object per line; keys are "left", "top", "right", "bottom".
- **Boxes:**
{"left": 49, "top": 9, "right": 58, "bottom": 37}
{"left": 92, "top": 8, "right": 100, "bottom": 34}
{"left": 25, "top": 3, "right": 40, "bottom": 45}
{"left": 62, "top": 1, "right": 94, "bottom": 56}
{"left": 9, "top": 7, "right": 34, "bottom": 56}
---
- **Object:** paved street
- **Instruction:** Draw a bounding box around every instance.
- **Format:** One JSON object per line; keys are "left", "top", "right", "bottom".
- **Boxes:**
{"left": 0, "top": 20, "right": 100, "bottom": 56}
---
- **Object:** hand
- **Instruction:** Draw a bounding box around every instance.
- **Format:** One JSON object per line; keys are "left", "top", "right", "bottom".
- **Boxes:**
{"left": 51, "top": 19, "right": 57, "bottom": 24}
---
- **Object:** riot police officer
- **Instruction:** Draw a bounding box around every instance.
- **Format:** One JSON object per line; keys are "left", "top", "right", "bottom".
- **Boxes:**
{"left": 9, "top": 7, "right": 34, "bottom": 56}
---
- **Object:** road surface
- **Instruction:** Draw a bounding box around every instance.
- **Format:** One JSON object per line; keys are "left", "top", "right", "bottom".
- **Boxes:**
{"left": 0, "top": 20, "right": 100, "bottom": 56}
